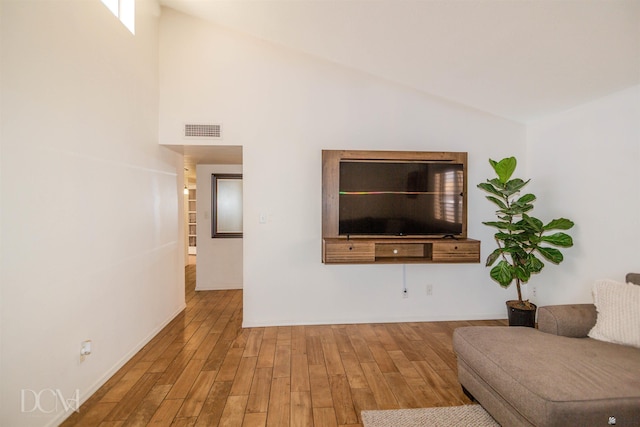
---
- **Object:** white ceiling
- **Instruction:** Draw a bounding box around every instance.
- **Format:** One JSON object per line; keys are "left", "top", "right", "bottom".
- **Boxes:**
{"left": 162, "top": 0, "right": 639, "bottom": 183}
{"left": 166, "top": 145, "right": 243, "bottom": 185}
{"left": 160, "top": 0, "right": 640, "bottom": 123}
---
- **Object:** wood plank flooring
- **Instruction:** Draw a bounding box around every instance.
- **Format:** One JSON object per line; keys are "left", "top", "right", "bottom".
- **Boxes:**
{"left": 61, "top": 265, "right": 506, "bottom": 426}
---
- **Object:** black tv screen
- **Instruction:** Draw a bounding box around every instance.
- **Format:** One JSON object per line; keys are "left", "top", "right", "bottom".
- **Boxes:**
{"left": 338, "top": 161, "right": 464, "bottom": 236}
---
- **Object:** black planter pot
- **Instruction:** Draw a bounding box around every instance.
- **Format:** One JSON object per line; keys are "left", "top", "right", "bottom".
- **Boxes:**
{"left": 506, "top": 300, "right": 537, "bottom": 328}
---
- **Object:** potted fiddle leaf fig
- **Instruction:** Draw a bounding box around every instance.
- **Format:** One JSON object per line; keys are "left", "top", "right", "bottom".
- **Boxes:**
{"left": 478, "top": 157, "right": 575, "bottom": 327}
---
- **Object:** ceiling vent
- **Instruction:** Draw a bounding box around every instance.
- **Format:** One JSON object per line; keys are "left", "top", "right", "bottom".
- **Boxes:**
{"left": 184, "top": 124, "right": 222, "bottom": 139}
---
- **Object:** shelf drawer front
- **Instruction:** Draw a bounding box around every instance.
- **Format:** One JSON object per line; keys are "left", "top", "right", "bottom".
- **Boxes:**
{"left": 324, "top": 241, "right": 375, "bottom": 263}
{"left": 375, "top": 243, "right": 424, "bottom": 258}
{"left": 432, "top": 241, "right": 480, "bottom": 262}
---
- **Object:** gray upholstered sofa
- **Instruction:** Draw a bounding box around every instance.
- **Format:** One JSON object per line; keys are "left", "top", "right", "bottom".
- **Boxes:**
{"left": 453, "top": 275, "right": 640, "bottom": 427}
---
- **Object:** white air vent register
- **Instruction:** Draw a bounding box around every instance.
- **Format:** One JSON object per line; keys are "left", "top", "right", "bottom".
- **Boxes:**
{"left": 184, "top": 124, "right": 222, "bottom": 139}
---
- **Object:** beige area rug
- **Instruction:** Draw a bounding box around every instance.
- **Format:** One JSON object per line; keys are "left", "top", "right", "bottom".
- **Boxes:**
{"left": 361, "top": 405, "right": 500, "bottom": 427}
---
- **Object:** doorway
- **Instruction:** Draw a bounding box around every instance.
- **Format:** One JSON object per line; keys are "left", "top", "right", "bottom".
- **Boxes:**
{"left": 180, "top": 145, "right": 243, "bottom": 290}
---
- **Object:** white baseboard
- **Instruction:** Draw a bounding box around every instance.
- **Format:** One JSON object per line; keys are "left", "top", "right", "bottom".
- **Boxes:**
{"left": 195, "top": 284, "right": 243, "bottom": 291}
{"left": 51, "top": 303, "right": 186, "bottom": 427}
{"left": 242, "top": 312, "right": 507, "bottom": 328}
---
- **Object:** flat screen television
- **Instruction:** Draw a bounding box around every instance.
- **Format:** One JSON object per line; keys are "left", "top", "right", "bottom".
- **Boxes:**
{"left": 338, "top": 160, "right": 465, "bottom": 237}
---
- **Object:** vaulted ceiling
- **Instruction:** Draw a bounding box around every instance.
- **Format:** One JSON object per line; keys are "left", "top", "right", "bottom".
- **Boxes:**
{"left": 160, "top": 0, "right": 640, "bottom": 124}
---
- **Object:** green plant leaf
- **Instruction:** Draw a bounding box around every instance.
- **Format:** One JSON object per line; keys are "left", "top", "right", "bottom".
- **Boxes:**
{"left": 541, "top": 232, "right": 573, "bottom": 247}
{"left": 515, "top": 265, "right": 530, "bottom": 282}
{"left": 477, "top": 182, "right": 503, "bottom": 197}
{"left": 510, "top": 219, "right": 528, "bottom": 230}
{"left": 504, "top": 178, "right": 530, "bottom": 196}
{"left": 511, "top": 201, "right": 534, "bottom": 212}
{"left": 512, "top": 247, "right": 530, "bottom": 263}
{"left": 503, "top": 204, "right": 533, "bottom": 216}
{"left": 543, "top": 218, "right": 575, "bottom": 231}
{"left": 501, "top": 246, "right": 523, "bottom": 254}
{"left": 491, "top": 157, "right": 517, "bottom": 184}
{"left": 522, "top": 214, "right": 543, "bottom": 232}
{"left": 489, "top": 178, "right": 506, "bottom": 189}
{"left": 516, "top": 193, "right": 536, "bottom": 205}
{"left": 526, "top": 254, "right": 544, "bottom": 273}
{"left": 482, "top": 221, "right": 511, "bottom": 230}
{"left": 494, "top": 232, "right": 523, "bottom": 242}
{"left": 490, "top": 260, "right": 514, "bottom": 288}
{"left": 485, "top": 196, "right": 507, "bottom": 209}
{"left": 511, "top": 193, "right": 535, "bottom": 213}
{"left": 485, "top": 248, "right": 502, "bottom": 267}
{"left": 537, "top": 247, "right": 564, "bottom": 264}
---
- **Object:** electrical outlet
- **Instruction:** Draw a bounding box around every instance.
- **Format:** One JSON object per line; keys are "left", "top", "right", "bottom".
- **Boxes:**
{"left": 426, "top": 284, "right": 433, "bottom": 296}
{"left": 532, "top": 286, "right": 537, "bottom": 297}
{"left": 80, "top": 340, "right": 92, "bottom": 362}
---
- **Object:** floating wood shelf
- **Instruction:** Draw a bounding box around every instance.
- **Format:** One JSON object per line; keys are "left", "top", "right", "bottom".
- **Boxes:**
{"left": 322, "top": 238, "right": 480, "bottom": 264}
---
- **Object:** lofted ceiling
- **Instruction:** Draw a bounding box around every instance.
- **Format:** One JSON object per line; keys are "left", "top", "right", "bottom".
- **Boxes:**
{"left": 161, "top": 0, "right": 639, "bottom": 184}
{"left": 160, "top": 0, "right": 640, "bottom": 124}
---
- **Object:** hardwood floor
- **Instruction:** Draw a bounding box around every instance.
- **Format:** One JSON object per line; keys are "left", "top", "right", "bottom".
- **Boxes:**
{"left": 61, "top": 265, "right": 505, "bottom": 427}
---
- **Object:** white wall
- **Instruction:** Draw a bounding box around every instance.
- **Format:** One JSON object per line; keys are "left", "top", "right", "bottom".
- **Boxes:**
{"left": 0, "top": 1, "right": 185, "bottom": 426}
{"left": 195, "top": 164, "right": 243, "bottom": 290}
{"left": 527, "top": 85, "right": 640, "bottom": 305}
{"left": 159, "top": 8, "right": 527, "bottom": 327}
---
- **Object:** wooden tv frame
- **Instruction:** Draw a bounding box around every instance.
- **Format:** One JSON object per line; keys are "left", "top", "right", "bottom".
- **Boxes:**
{"left": 322, "top": 150, "right": 480, "bottom": 264}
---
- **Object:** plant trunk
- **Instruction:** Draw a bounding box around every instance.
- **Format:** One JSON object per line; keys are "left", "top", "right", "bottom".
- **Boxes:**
{"left": 516, "top": 278, "right": 523, "bottom": 303}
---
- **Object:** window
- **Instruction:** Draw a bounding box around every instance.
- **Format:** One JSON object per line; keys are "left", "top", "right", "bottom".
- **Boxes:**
{"left": 101, "top": 0, "right": 135, "bottom": 34}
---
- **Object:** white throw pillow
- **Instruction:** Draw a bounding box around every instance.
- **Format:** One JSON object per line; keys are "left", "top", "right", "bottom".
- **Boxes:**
{"left": 588, "top": 279, "right": 640, "bottom": 348}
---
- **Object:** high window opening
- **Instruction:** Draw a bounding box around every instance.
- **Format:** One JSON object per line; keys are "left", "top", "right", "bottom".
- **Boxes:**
{"left": 101, "top": 0, "right": 135, "bottom": 34}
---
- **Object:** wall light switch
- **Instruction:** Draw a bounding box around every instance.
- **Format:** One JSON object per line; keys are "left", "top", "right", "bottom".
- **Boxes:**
{"left": 259, "top": 213, "right": 267, "bottom": 224}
